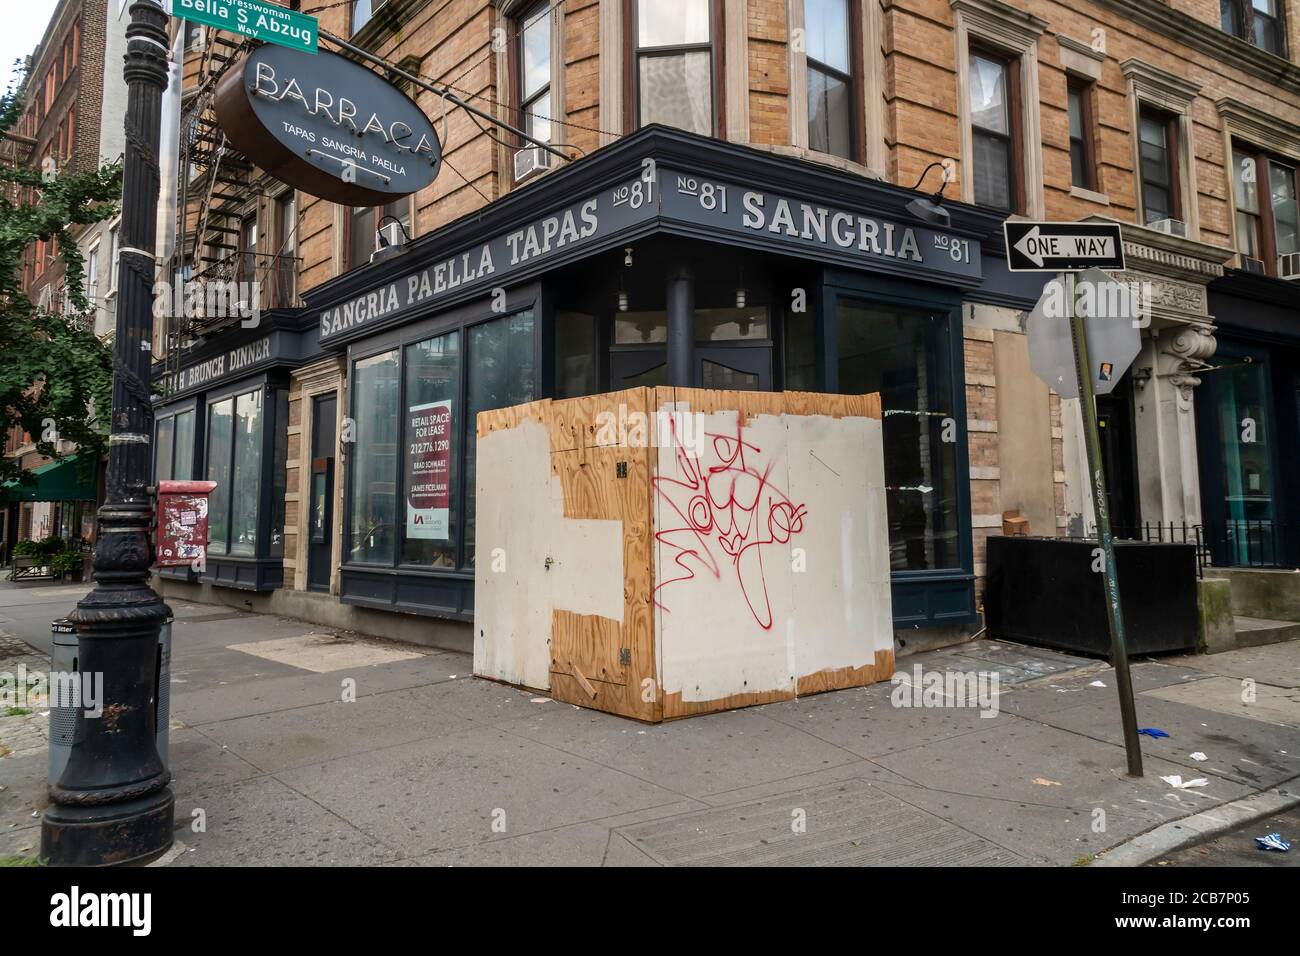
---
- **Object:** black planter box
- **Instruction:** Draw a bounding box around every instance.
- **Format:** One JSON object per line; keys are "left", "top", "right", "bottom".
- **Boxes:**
{"left": 984, "top": 536, "right": 1198, "bottom": 658}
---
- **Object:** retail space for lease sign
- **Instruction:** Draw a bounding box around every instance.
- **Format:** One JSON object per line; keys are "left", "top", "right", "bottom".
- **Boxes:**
{"left": 406, "top": 400, "right": 453, "bottom": 540}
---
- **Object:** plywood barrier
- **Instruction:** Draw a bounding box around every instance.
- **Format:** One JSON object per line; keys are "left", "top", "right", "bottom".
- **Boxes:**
{"left": 474, "top": 388, "right": 893, "bottom": 721}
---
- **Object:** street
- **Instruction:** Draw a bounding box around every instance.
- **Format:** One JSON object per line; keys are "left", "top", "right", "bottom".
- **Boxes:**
{"left": 1151, "top": 807, "right": 1300, "bottom": 867}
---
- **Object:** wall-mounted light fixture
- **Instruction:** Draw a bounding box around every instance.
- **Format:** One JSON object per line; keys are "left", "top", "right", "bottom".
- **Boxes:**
{"left": 616, "top": 247, "right": 634, "bottom": 311}
{"left": 1132, "top": 366, "right": 1153, "bottom": 390}
{"left": 905, "top": 162, "right": 952, "bottom": 229}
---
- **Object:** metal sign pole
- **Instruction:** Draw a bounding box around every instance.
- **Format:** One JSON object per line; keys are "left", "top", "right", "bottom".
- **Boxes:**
{"left": 1066, "top": 272, "right": 1144, "bottom": 777}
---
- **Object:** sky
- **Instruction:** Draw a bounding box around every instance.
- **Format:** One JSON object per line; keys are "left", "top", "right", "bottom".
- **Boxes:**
{"left": 2, "top": 0, "right": 70, "bottom": 91}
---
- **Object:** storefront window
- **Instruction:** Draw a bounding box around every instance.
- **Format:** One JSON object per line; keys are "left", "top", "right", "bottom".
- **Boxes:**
{"left": 465, "top": 311, "right": 535, "bottom": 567}
{"left": 694, "top": 307, "right": 769, "bottom": 341}
{"left": 345, "top": 310, "right": 536, "bottom": 577}
{"left": 204, "top": 389, "right": 267, "bottom": 557}
{"left": 269, "top": 390, "right": 288, "bottom": 559}
{"left": 349, "top": 350, "right": 399, "bottom": 565}
{"left": 153, "top": 408, "right": 196, "bottom": 482}
{"left": 615, "top": 312, "right": 668, "bottom": 344}
{"left": 155, "top": 416, "right": 174, "bottom": 483}
{"left": 229, "top": 392, "right": 263, "bottom": 556}
{"left": 784, "top": 305, "right": 815, "bottom": 390}
{"left": 1214, "top": 357, "right": 1276, "bottom": 565}
{"left": 403, "top": 332, "right": 460, "bottom": 569}
{"left": 556, "top": 312, "right": 598, "bottom": 398}
{"left": 837, "top": 300, "right": 959, "bottom": 571}
{"left": 174, "top": 409, "right": 195, "bottom": 479}
{"left": 205, "top": 398, "right": 233, "bottom": 556}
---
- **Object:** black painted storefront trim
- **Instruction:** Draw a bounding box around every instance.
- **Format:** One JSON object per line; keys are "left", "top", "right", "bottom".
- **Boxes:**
{"left": 339, "top": 566, "right": 473, "bottom": 621}
{"left": 336, "top": 284, "right": 545, "bottom": 619}
{"left": 1197, "top": 273, "right": 1300, "bottom": 568}
{"left": 304, "top": 125, "right": 1011, "bottom": 347}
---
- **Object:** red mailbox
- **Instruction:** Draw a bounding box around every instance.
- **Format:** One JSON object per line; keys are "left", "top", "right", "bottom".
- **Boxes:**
{"left": 155, "top": 480, "right": 217, "bottom": 568}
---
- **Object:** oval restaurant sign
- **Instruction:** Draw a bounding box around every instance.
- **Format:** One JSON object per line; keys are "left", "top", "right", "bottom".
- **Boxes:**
{"left": 215, "top": 44, "right": 442, "bottom": 206}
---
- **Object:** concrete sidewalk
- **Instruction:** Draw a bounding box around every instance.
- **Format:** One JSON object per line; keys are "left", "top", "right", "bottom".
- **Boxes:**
{"left": 2, "top": 580, "right": 1298, "bottom": 866}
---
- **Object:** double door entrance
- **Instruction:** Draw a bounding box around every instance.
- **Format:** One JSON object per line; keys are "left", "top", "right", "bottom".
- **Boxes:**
{"left": 609, "top": 307, "right": 774, "bottom": 391}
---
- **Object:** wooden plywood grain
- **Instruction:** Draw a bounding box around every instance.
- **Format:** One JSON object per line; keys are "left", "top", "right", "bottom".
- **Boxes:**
{"left": 548, "top": 394, "right": 659, "bottom": 722}
{"left": 476, "top": 397, "right": 550, "bottom": 439}
{"left": 796, "top": 649, "right": 896, "bottom": 696}
{"left": 549, "top": 387, "right": 650, "bottom": 454}
{"left": 661, "top": 685, "right": 795, "bottom": 721}
{"left": 655, "top": 386, "right": 785, "bottom": 424}
{"left": 783, "top": 391, "right": 881, "bottom": 420}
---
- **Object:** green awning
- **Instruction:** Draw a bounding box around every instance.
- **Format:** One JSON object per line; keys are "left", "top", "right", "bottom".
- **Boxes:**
{"left": 2, "top": 455, "right": 98, "bottom": 503}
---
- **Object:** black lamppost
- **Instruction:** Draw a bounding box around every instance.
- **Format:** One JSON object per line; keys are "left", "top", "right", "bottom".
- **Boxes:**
{"left": 41, "top": 0, "right": 175, "bottom": 865}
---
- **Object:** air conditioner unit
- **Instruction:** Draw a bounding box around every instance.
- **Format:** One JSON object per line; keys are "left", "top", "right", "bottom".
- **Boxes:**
{"left": 1148, "top": 218, "right": 1187, "bottom": 238}
{"left": 514, "top": 145, "right": 551, "bottom": 182}
{"left": 1241, "top": 255, "right": 1267, "bottom": 275}
{"left": 1278, "top": 252, "right": 1300, "bottom": 280}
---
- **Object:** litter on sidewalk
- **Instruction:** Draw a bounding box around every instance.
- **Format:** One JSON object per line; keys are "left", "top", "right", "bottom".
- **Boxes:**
{"left": 1255, "top": 833, "right": 1291, "bottom": 852}
{"left": 1160, "top": 775, "right": 1210, "bottom": 789}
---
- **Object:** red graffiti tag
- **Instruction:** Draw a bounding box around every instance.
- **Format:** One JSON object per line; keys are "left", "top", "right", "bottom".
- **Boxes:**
{"left": 652, "top": 414, "right": 808, "bottom": 630}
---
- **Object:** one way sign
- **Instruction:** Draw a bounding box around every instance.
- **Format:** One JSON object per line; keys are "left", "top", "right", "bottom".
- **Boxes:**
{"left": 1004, "top": 221, "right": 1125, "bottom": 272}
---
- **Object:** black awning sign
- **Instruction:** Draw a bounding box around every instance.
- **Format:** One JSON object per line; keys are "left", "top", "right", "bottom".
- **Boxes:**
{"left": 1003, "top": 222, "right": 1125, "bottom": 272}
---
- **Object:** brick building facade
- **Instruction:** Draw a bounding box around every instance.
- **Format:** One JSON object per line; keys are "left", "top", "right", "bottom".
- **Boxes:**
{"left": 1, "top": 0, "right": 113, "bottom": 554}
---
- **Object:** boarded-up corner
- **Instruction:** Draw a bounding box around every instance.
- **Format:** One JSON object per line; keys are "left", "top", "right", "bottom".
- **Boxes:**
{"left": 474, "top": 388, "right": 894, "bottom": 722}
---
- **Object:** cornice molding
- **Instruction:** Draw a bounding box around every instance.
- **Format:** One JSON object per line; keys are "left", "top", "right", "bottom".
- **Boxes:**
{"left": 1084, "top": 215, "right": 1231, "bottom": 285}
{"left": 1120, "top": 59, "right": 1201, "bottom": 112}
{"left": 1095, "top": 0, "right": 1300, "bottom": 95}
{"left": 950, "top": 0, "right": 1049, "bottom": 52}
{"left": 1057, "top": 34, "right": 1107, "bottom": 64}
{"left": 292, "top": 357, "right": 346, "bottom": 392}
{"left": 497, "top": 0, "right": 540, "bottom": 17}
{"left": 1216, "top": 98, "right": 1300, "bottom": 162}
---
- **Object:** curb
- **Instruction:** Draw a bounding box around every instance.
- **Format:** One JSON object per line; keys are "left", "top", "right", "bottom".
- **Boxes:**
{"left": 1092, "top": 785, "right": 1300, "bottom": 866}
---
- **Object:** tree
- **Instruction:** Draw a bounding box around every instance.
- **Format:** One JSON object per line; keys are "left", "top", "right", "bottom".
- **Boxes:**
{"left": 0, "top": 66, "right": 122, "bottom": 495}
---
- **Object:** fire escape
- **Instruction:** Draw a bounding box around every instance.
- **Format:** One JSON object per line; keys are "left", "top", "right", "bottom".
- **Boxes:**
{"left": 163, "top": 28, "right": 301, "bottom": 386}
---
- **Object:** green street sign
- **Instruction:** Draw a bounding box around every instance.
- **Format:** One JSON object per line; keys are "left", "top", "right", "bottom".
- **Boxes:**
{"left": 171, "top": 0, "right": 319, "bottom": 54}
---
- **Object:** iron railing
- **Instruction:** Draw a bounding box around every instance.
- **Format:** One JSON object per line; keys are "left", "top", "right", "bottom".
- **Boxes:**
{"left": 1199, "top": 519, "right": 1300, "bottom": 573}
{"left": 1061, "top": 520, "right": 1300, "bottom": 577}
{"left": 181, "top": 251, "right": 302, "bottom": 335}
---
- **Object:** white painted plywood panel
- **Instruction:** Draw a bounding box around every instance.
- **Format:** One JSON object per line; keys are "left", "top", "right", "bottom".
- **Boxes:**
{"left": 474, "top": 420, "right": 554, "bottom": 690}
{"left": 474, "top": 418, "right": 627, "bottom": 691}
{"left": 655, "top": 410, "right": 797, "bottom": 704}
